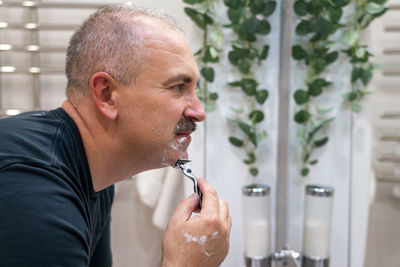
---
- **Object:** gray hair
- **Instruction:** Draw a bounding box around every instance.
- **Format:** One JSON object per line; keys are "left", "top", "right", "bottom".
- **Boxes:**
{"left": 65, "top": 4, "right": 179, "bottom": 99}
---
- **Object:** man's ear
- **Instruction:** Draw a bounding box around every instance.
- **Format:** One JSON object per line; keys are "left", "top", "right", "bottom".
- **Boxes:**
{"left": 90, "top": 72, "right": 118, "bottom": 120}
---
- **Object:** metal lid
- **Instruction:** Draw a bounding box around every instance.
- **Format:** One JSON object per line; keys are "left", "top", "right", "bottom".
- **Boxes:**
{"left": 305, "top": 184, "right": 334, "bottom": 197}
{"left": 242, "top": 183, "right": 270, "bottom": 196}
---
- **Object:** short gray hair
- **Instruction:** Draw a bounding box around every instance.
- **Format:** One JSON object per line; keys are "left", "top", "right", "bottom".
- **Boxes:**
{"left": 65, "top": 4, "right": 179, "bottom": 99}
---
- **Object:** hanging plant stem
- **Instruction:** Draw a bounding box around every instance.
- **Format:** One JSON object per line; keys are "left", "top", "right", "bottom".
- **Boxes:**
{"left": 292, "top": 0, "right": 350, "bottom": 176}
{"left": 183, "top": 0, "right": 224, "bottom": 112}
{"left": 342, "top": 0, "right": 388, "bottom": 112}
{"left": 224, "top": 0, "right": 276, "bottom": 177}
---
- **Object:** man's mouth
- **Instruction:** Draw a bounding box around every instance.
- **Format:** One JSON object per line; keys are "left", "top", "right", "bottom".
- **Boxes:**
{"left": 175, "top": 131, "right": 192, "bottom": 143}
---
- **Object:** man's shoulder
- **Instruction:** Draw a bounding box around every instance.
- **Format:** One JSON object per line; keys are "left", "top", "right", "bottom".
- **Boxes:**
{"left": 0, "top": 108, "right": 82, "bottom": 169}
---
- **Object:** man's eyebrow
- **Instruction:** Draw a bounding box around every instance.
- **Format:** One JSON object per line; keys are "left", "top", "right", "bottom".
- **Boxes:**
{"left": 162, "top": 74, "right": 193, "bottom": 86}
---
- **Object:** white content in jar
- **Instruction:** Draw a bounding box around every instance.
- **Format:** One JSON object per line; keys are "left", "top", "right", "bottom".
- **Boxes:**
{"left": 244, "top": 220, "right": 270, "bottom": 258}
{"left": 303, "top": 221, "right": 330, "bottom": 258}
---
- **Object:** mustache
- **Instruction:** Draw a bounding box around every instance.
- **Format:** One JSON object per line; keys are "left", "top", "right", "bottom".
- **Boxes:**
{"left": 174, "top": 117, "right": 197, "bottom": 134}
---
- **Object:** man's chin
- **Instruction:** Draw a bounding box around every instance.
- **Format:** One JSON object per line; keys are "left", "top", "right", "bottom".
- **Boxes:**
{"left": 161, "top": 149, "right": 188, "bottom": 167}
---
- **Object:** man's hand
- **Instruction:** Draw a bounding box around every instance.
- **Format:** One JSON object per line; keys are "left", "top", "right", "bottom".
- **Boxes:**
{"left": 161, "top": 178, "right": 231, "bottom": 267}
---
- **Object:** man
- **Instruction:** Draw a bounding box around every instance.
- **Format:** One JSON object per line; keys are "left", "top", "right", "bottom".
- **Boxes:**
{"left": 0, "top": 5, "right": 231, "bottom": 267}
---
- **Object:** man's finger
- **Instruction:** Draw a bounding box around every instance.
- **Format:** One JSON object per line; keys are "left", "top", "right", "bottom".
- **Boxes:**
{"left": 168, "top": 193, "right": 199, "bottom": 226}
{"left": 197, "top": 177, "right": 219, "bottom": 215}
{"left": 218, "top": 199, "right": 229, "bottom": 227}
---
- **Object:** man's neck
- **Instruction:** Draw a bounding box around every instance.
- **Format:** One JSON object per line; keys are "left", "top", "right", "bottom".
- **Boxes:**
{"left": 62, "top": 99, "right": 141, "bottom": 191}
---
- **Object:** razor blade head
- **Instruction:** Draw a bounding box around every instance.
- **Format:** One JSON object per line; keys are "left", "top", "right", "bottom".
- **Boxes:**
{"left": 175, "top": 159, "right": 192, "bottom": 168}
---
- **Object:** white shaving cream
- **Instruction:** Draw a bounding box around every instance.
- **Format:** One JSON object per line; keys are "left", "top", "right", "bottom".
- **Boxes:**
{"left": 182, "top": 232, "right": 216, "bottom": 262}
{"left": 161, "top": 136, "right": 188, "bottom": 166}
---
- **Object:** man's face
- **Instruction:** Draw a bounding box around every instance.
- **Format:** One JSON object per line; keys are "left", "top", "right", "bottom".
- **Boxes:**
{"left": 117, "top": 18, "right": 206, "bottom": 169}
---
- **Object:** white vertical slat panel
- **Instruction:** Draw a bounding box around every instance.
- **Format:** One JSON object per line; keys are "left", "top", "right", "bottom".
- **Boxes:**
{"left": 358, "top": 1, "right": 400, "bottom": 266}
{"left": 288, "top": 8, "right": 353, "bottom": 267}
{"left": 204, "top": 2, "right": 282, "bottom": 266}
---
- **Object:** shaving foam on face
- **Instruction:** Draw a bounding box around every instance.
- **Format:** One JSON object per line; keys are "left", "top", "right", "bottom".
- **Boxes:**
{"left": 161, "top": 136, "right": 189, "bottom": 167}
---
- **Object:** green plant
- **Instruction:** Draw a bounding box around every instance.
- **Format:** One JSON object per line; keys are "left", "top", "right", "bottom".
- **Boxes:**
{"left": 293, "top": 0, "right": 388, "bottom": 177}
{"left": 342, "top": 0, "right": 388, "bottom": 112}
{"left": 183, "top": 0, "right": 223, "bottom": 111}
{"left": 292, "top": 0, "right": 350, "bottom": 176}
{"left": 224, "top": 0, "right": 276, "bottom": 177}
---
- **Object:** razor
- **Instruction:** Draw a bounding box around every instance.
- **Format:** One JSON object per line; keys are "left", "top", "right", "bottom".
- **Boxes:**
{"left": 175, "top": 159, "right": 202, "bottom": 209}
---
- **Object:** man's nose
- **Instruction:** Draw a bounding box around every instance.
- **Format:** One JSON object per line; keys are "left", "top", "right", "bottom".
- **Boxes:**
{"left": 184, "top": 94, "right": 206, "bottom": 122}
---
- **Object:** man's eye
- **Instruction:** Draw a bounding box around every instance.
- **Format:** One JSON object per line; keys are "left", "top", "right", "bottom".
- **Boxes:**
{"left": 172, "top": 84, "right": 185, "bottom": 91}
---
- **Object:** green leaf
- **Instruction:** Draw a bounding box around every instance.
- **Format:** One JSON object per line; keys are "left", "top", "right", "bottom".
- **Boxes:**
{"left": 294, "top": 110, "right": 310, "bottom": 124}
{"left": 201, "top": 67, "right": 214, "bottom": 82}
{"left": 184, "top": 8, "right": 205, "bottom": 30}
{"left": 240, "top": 16, "right": 259, "bottom": 35}
{"left": 249, "top": 132, "right": 258, "bottom": 147}
{"left": 250, "top": 0, "right": 267, "bottom": 14}
{"left": 229, "top": 136, "right": 244, "bottom": 147}
{"left": 249, "top": 167, "right": 259, "bottom": 177}
{"left": 230, "top": 107, "right": 244, "bottom": 114}
{"left": 301, "top": 167, "right": 309, "bottom": 176}
{"left": 244, "top": 153, "right": 256, "bottom": 164}
{"left": 294, "top": 0, "right": 307, "bottom": 16}
{"left": 294, "top": 89, "right": 309, "bottom": 104}
{"left": 306, "top": 0, "right": 324, "bottom": 15}
{"left": 333, "top": 0, "right": 350, "bottom": 7}
{"left": 193, "top": 47, "right": 203, "bottom": 56}
{"left": 316, "top": 107, "right": 333, "bottom": 114}
{"left": 256, "top": 20, "right": 271, "bottom": 35}
{"left": 238, "top": 59, "right": 252, "bottom": 74}
{"left": 228, "top": 81, "right": 242, "bottom": 87}
{"left": 308, "top": 78, "right": 331, "bottom": 96}
{"left": 307, "top": 118, "right": 333, "bottom": 142}
{"left": 292, "top": 45, "right": 308, "bottom": 60}
{"left": 224, "top": 0, "right": 242, "bottom": 9}
{"left": 263, "top": 1, "right": 277, "bottom": 17}
{"left": 241, "top": 78, "right": 258, "bottom": 96}
{"left": 303, "top": 151, "right": 310, "bottom": 162}
{"left": 249, "top": 110, "right": 264, "bottom": 123}
{"left": 259, "top": 45, "right": 270, "bottom": 60}
{"left": 351, "top": 103, "right": 362, "bottom": 113}
{"left": 308, "top": 86, "right": 322, "bottom": 97}
{"left": 203, "top": 13, "right": 213, "bottom": 25}
{"left": 361, "top": 68, "right": 373, "bottom": 85}
{"left": 365, "top": 2, "right": 386, "bottom": 15}
{"left": 344, "top": 91, "right": 358, "bottom": 101}
{"left": 256, "top": 89, "right": 269, "bottom": 104}
{"left": 342, "top": 29, "right": 360, "bottom": 46}
{"left": 314, "top": 137, "right": 329, "bottom": 147}
{"left": 209, "top": 46, "right": 218, "bottom": 58}
{"left": 312, "top": 59, "right": 326, "bottom": 74}
{"left": 296, "top": 20, "right": 312, "bottom": 35}
{"left": 324, "top": 51, "right": 339, "bottom": 65}
{"left": 239, "top": 122, "right": 252, "bottom": 135}
{"left": 228, "top": 8, "right": 242, "bottom": 24}
{"left": 309, "top": 159, "right": 318, "bottom": 165}
{"left": 351, "top": 67, "right": 363, "bottom": 83}
{"left": 257, "top": 130, "right": 268, "bottom": 142}
{"left": 203, "top": 46, "right": 219, "bottom": 63}
{"left": 204, "top": 102, "right": 216, "bottom": 112}
{"left": 312, "top": 16, "right": 335, "bottom": 34}
{"left": 311, "top": 78, "right": 332, "bottom": 88}
{"left": 209, "top": 92, "right": 218, "bottom": 100}
{"left": 228, "top": 50, "right": 241, "bottom": 65}
{"left": 183, "top": 0, "right": 198, "bottom": 4}
{"left": 329, "top": 7, "right": 343, "bottom": 23}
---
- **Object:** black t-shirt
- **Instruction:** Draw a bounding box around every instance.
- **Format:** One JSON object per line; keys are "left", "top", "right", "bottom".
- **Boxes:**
{"left": 0, "top": 108, "right": 114, "bottom": 267}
